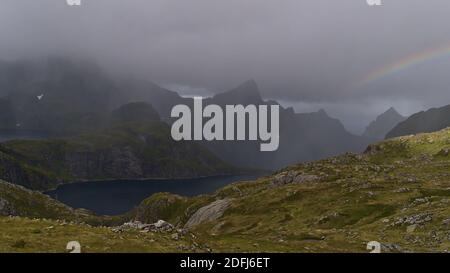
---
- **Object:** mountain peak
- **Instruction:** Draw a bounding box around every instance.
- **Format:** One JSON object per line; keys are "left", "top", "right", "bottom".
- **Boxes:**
{"left": 212, "top": 79, "right": 262, "bottom": 104}
{"left": 317, "top": 109, "right": 328, "bottom": 116}
{"left": 231, "top": 79, "right": 261, "bottom": 97}
{"left": 239, "top": 78, "right": 258, "bottom": 89}
{"left": 363, "top": 107, "right": 406, "bottom": 140}
{"left": 383, "top": 107, "right": 401, "bottom": 116}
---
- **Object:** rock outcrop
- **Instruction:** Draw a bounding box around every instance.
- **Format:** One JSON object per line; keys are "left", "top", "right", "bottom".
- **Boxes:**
{"left": 116, "top": 220, "right": 175, "bottom": 232}
{"left": 272, "top": 170, "right": 321, "bottom": 186}
{"left": 185, "top": 199, "right": 231, "bottom": 229}
{"left": 0, "top": 198, "right": 15, "bottom": 216}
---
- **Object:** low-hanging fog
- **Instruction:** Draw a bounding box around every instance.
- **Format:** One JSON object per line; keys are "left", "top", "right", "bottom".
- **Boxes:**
{"left": 1, "top": 0, "right": 450, "bottom": 133}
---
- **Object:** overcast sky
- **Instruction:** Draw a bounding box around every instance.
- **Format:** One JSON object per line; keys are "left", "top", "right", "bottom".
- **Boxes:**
{"left": 1, "top": 0, "right": 450, "bottom": 133}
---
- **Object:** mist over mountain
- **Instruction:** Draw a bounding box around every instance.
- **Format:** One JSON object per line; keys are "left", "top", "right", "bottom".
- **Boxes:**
{"left": 110, "top": 102, "right": 161, "bottom": 124}
{"left": 0, "top": 58, "right": 114, "bottom": 135}
{"left": 386, "top": 104, "right": 450, "bottom": 139}
{"left": 111, "top": 78, "right": 188, "bottom": 121}
{"left": 0, "top": 58, "right": 373, "bottom": 170}
{"left": 0, "top": 98, "right": 15, "bottom": 129}
{"left": 0, "top": 58, "right": 187, "bottom": 133}
{"left": 363, "top": 107, "right": 406, "bottom": 141}
{"left": 200, "top": 80, "right": 371, "bottom": 169}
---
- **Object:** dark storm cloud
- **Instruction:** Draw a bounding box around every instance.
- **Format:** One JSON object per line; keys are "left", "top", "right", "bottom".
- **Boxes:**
{"left": 1, "top": 0, "right": 450, "bottom": 132}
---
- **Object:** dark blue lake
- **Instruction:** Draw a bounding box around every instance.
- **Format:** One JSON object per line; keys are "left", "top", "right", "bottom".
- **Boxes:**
{"left": 45, "top": 175, "right": 260, "bottom": 216}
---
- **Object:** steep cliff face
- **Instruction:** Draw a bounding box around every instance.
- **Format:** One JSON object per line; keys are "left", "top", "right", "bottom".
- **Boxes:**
{"left": 0, "top": 122, "right": 238, "bottom": 191}
{"left": 0, "top": 151, "right": 58, "bottom": 190}
{"left": 63, "top": 146, "right": 144, "bottom": 178}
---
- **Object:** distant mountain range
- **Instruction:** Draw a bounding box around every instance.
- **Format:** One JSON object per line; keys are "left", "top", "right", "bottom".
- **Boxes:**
{"left": 363, "top": 107, "right": 406, "bottom": 141}
{"left": 386, "top": 104, "right": 450, "bottom": 139}
{"left": 199, "top": 80, "right": 371, "bottom": 169}
{"left": 0, "top": 58, "right": 372, "bottom": 171}
{"left": 118, "top": 78, "right": 374, "bottom": 169}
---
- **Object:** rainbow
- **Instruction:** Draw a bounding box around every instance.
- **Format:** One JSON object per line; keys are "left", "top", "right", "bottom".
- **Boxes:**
{"left": 357, "top": 42, "right": 450, "bottom": 87}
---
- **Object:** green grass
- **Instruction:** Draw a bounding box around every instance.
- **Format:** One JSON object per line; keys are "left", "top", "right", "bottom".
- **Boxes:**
{"left": 1, "top": 127, "right": 450, "bottom": 252}
{"left": 0, "top": 217, "right": 207, "bottom": 253}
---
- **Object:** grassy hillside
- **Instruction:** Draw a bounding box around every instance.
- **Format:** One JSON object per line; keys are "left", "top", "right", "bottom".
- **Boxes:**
{"left": 0, "top": 122, "right": 238, "bottom": 191}
{"left": 0, "top": 180, "right": 89, "bottom": 220}
{"left": 0, "top": 180, "right": 125, "bottom": 226}
{"left": 1, "top": 128, "right": 449, "bottom": 252}
{"left": 134, "top": 127, "right": 450, "bottom": 252}
{"left": 0, "top": 217, "right": 209, "bottom": 253}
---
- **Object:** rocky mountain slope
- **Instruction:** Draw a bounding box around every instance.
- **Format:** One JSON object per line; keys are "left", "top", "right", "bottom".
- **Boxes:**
{"left": 0, "top": 121, "right": 237, "bottom": 191}
{"left": 129, "top": 127, "right": 450, "bottom": 252}
{"left": 0, "top": 180, "right": 85, "bottom": 220}
{"left": 363, "top": 107, "right": 406, "bottom": 140}
{"left": 387, "top": 104, "right": 450, "bottom": 139}
{"left": 2, "top": 127, "right": 449, "bottom": 252}
{"left": 0, "top": 180, "right": 213, "bottom": 252}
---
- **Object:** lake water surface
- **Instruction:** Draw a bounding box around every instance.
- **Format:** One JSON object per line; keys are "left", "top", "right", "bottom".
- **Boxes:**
{"left": 45, "top": 175, "right": 260, "bottom": 215}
